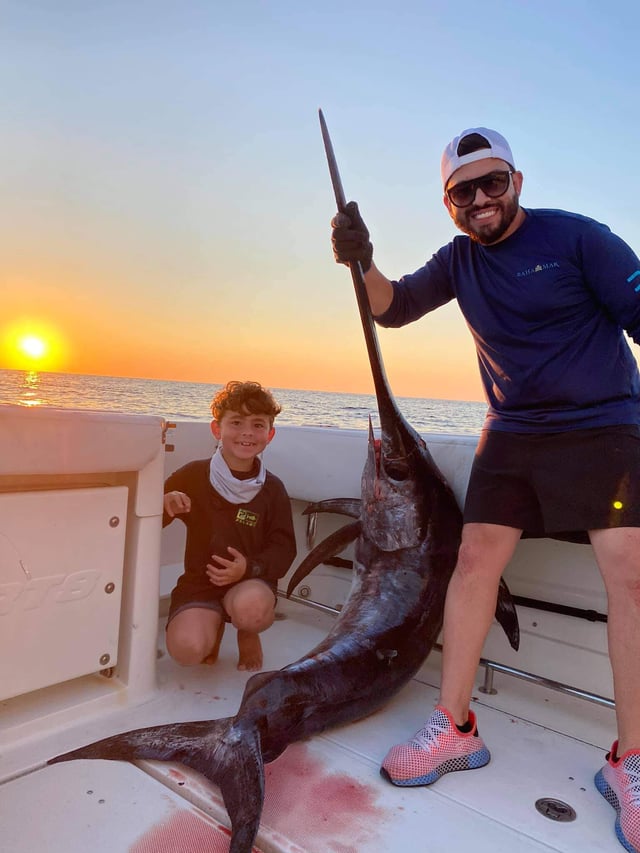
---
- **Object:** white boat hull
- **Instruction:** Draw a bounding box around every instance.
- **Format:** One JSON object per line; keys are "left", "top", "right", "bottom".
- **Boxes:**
{"left": 0, "top": 409, "right": 618, "bottom": 852}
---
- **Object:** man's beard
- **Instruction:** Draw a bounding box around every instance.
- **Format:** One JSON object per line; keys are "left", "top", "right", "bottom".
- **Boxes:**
{"left": 453, "top": 193, "right": 520, "bottom": 245}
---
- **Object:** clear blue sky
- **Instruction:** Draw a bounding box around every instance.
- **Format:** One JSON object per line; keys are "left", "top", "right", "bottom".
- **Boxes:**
{"left": 1, "top": 1, "right": 639, "bottom": 401}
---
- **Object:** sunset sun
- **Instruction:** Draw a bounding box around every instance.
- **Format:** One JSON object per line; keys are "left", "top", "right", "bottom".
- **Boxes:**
{"left": 18, "top": 335, "right": 48, "bottom": 360}
{"left": 2, "top": 321, "right": 68, "bottom": 372}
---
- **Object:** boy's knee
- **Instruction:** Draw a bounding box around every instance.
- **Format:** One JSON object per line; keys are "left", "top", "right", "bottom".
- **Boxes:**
{"left": 225, "top": 581, "right": 275, "bottom": 632}
{"left": 166, "top": 631, "right": 210, "bottom": 666}
{"left": 168, "top": 645, "right": 205, "bottom": 666}
{"left": 174, "top": 652, "right": 201, "bottom": 667}
{"left": 230, "top": 600, "right": 275, "bottom": 633}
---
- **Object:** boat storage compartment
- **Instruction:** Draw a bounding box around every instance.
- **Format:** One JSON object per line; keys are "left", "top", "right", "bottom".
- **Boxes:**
{"left": 0, "top": 404, "right": 166, "bottom": 765}
{"left": 0, "top": 485, "right": 127, "bottom": 701}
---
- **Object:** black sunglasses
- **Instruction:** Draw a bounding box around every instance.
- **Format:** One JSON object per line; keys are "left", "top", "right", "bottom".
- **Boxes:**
{"left": 446, "top": 170, "right": 514, "bottom": 208}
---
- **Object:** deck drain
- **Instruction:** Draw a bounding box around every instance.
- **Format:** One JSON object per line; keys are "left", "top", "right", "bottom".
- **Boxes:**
{"left": 535, "top": 798, "right": 577, "bottom": 822}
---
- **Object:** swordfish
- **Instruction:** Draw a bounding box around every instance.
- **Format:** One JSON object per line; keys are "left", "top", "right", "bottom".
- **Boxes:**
{"left": 48, "top": 111, "right": 519, "bottom": 853}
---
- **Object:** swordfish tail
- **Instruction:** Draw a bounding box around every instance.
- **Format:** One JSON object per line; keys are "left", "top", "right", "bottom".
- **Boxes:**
{"left": 49, "top": 716, "right": 266, "bottom": 853}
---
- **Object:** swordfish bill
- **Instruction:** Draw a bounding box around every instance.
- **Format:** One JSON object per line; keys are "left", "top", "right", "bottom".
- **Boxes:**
{"left": 319, "top": 107, "right": 394, "bottom": 429}
{"left": 48, "top": 111, "right": 519, "bottom": 853}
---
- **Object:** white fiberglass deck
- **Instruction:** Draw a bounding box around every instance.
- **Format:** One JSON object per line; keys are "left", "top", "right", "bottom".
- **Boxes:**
{"left": 1, "top": 597, "right": 619, "bottom": 853}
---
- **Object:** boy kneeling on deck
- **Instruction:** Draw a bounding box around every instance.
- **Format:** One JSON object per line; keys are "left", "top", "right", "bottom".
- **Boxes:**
{"left": 163, "top": 380, "right": 296, "bottom": 671}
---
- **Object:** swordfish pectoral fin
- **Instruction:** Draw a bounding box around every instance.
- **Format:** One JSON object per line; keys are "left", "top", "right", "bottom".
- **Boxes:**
{"left": 286, "top": 519, "right": 361, "bottom": 598}
{"left": 303, "top": 498, "right": 362, "bottom": 519}
{"left": 495, "top": 577, "right": 520, "bottom": 651}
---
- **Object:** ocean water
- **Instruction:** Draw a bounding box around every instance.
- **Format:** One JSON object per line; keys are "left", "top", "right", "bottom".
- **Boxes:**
{"left": 0, "top": 368, "right": 486, "bottom": 436}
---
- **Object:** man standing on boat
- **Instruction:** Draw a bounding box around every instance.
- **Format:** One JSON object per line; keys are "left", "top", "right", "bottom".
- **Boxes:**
{"left": 331, "top": 127, "right": 640, "bottom": 853}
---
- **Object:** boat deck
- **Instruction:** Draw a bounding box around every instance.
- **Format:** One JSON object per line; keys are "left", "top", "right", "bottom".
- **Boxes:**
{"left": 1, "top": 597, "right": 620, "bottom": 853}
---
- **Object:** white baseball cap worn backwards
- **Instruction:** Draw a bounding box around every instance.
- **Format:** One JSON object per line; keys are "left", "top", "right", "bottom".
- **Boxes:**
{"left": 441, "top": 128, "right": 515, "bottom": 188}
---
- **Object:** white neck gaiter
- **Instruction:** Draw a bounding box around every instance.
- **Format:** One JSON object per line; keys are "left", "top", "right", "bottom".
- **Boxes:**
{"left": 209, "top": 445, "right": 266, "bottom": 504}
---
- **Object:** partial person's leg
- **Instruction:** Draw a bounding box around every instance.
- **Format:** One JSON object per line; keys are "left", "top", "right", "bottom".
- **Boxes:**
{"left": 381, "top": 522, "right": 521, "bottom": 787}
{"left": 166, "top": 606, "right": 224, "bottom": 666}
{"left": 591, "top": 526, "right": 640, "bottom": 853}
{"left": 223, "top": 579, "right": 277, "bottom": 671}
{"left": 590, "top": 526, "right": 640, "bottom": 752}
{"left": 438, "top": 429, "right": 534, "bottom": 724}
{"left": 439, "top": 522, "right": 523, "bottom": 724}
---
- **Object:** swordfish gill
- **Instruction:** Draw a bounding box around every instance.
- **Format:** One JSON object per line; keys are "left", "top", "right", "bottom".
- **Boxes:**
{"left": 48, "top": 111, "right": 519, "bottom": 853}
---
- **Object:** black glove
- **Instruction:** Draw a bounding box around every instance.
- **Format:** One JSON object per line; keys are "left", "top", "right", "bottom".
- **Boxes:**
{"left": 331, "top": 200, "right": 373, "bottom": 273}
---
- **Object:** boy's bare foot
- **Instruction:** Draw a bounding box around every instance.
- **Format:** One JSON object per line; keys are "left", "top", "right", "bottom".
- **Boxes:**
{"left": 202, "top": 622, "right": 226, "bottom": 665}
{"left": 237, "top": 630, "right": 263, "bottom": 671}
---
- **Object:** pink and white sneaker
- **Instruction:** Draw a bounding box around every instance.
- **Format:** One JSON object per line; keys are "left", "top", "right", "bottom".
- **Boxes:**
{"left": 380, "top": 705, "right": 490, "bottom": 787}
{"left": 595, "top": 741, "right": 640, "bottom": 853}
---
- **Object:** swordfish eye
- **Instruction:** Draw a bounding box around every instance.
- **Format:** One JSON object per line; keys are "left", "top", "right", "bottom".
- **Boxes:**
{"left": 383, "top": 456, "right": 410, "bottom": 480}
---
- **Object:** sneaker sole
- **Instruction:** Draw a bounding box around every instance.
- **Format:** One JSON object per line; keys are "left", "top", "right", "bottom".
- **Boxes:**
{"left": 594, "top": 769, "right": 637, "bottom": 853}
{"left": 381, "top": 747, "right": 491, "bottom": 787}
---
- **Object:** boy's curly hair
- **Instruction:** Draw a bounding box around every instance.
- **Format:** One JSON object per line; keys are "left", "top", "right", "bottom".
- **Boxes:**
{"left": 210, "top": 380, "right": 282, "bottom": 425}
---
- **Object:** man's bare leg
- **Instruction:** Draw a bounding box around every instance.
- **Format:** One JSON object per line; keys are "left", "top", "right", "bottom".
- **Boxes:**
{"left": 439, "top": 523, "right": 522, "bottom": 724}
{"left": 590, "top": 527, "right": 640, "bottom": 754}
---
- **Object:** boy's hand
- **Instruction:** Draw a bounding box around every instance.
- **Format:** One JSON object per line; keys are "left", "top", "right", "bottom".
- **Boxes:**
{"left": 164, "top": 490, "right": 191, "bottom": 517}
{"left": 206, "top": 546, "right": 247, "bottom": 587}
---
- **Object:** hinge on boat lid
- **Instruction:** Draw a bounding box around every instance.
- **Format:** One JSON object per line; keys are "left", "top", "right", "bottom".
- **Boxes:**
{"left": 535, "top": 798, "right": 577, "bottom": 822}
{"left": 163, "top": 421, "right": 176, "bottom": 451}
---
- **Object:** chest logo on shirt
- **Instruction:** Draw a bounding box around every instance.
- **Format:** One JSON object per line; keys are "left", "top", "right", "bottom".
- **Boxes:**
{"left": 516, "top": 261, "right": 561, "bottom": 278}
{"left": 235, "top": 508, "right": 259, "bottom": 527}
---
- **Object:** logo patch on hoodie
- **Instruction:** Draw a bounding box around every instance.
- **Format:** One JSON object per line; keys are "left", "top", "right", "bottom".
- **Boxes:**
{"left": 236, "top": 508, "right": 258, "bottom": 527}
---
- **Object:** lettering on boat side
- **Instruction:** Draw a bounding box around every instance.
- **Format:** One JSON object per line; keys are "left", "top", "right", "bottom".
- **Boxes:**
{"left": 0, "top": 569, "right": 101, "bottom": 614}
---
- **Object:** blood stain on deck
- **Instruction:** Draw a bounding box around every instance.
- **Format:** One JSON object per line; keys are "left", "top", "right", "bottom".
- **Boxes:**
{"left": 129, "top": 808, "right": 262, "bottom": 853}
{"left": 261, "top": 742, "right": 391, "bottom": 852}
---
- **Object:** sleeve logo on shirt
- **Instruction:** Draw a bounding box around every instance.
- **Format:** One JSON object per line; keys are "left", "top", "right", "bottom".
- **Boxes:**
{"left": 628, "top": 270, "right": 640, "bottom": 291}
{"left": 236, "top": 508, "right": 259, "bottom": 527}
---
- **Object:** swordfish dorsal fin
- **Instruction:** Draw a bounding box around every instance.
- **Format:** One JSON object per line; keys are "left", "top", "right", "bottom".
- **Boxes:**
{"left": 495, "top": 577, "right": 520, "bottom": 650}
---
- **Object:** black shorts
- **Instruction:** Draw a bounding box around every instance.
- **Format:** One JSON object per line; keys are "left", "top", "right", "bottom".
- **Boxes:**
{"left": 463, "top": 425, "right": 640, "bottom": 544}
{"left": 166, "top": 578, "right": 277, "bottom": 627}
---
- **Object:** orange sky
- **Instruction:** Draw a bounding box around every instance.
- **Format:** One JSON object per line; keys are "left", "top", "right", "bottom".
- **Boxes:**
{"left": 0, "top": 218, "right": 488, "bottom": 401}
{"left": 0, "top": 296, "right": 486, "bottom": 402}
{"left": 3, "top": 5, "right": 639, "bottom": 405}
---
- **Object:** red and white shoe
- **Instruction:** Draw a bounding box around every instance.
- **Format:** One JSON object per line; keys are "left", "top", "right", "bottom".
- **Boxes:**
{"left": 380, "top": 705, "right": 490, "bottom": 787}
{"left": 595, "top": 741, "right": 640, "bottom": 853}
